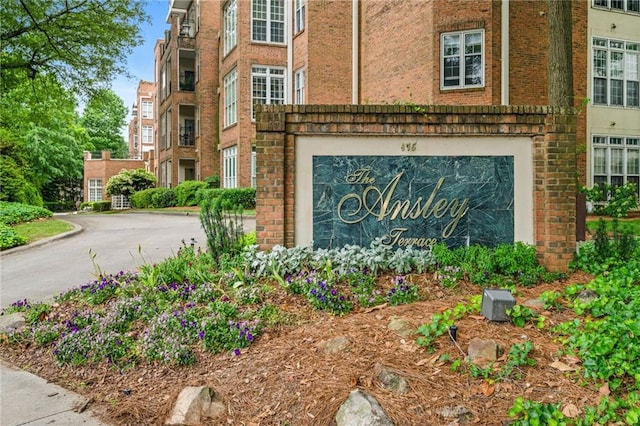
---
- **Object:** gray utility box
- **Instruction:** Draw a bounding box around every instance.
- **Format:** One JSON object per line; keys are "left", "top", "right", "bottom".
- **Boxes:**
{"left": 481, "top": 289, "right": 516, "bottom": 322}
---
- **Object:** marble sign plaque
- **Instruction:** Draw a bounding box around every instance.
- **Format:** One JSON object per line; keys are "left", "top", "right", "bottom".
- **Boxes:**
{"left": 312, "top": 155, "right": 514, "bottom": 249}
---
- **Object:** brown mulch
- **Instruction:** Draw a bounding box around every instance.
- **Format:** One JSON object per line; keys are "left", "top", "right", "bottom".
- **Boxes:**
{"left": 0, "top": 271, "right": 602, "bottom": 426}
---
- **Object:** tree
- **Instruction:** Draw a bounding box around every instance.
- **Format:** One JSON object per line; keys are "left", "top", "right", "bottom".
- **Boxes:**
{"left": 0, "top": 75, "right": 87, "bottom": 205}
{"left": 106, "top": 169, "right": 157, "bottom": 198}
{"left": 0, "top": 0, "right": 148, "bottom": 94}
{"left": 547, "top": 0, "right": 574, "bottom": 107}
{"left": 81, "top": 89, "right": 128, "bottom": 158}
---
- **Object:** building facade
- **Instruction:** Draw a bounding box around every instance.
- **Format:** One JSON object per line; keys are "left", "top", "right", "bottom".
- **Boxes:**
{"left": 154, "top": 0, "right": 638, "bottom": 200}
{"left": 127, "top": 80, "right": 156, "bottom": 160}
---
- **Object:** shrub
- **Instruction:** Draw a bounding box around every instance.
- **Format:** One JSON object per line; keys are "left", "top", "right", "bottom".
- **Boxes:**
{"left": 199, "top": 197, "right": 245, "bottom": 260}
{"left": 150, "top": 188, "right": 177, "bottom": 208}
{"left": 129, "top": 188, "right": 154, "bottom": 209}
{"left": 105, "top": 169, "right": 157, "bottom": 198}
{"left": 582, "top": 182, "right": 639, "bottom": 218}
{"left": 0, "top": 223, "right": 27, "bottom": 250}
{"left": 0, "top": 201, "right": 52, "bottom": 225}
{"left": 91, "top": 201, "right": 111, "bottom": 212}
{"left": 204, "top": 175, "right": 221, "bottom": 188}
{"left": 196, "top": 188, "right": 256, "bottom": 209}
{"left": 175, "top": 181, "right": 208, "bottom": 206}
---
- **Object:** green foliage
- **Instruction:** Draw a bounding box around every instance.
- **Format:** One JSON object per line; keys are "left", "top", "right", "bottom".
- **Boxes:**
{"left": 150, "top": 188, "right": 177, "bottom": 208}
{"left": 432, "top": 242, "right": 561, "bottom": 287}
{"left": 571, "top": 218, "right": 639, "bottom": 274}
{"left": 1, "top": 0, "right": 148, "bottom": 94}
{"left": 508, "top": 397, "right": 567, "bottom": 426}
{"left": 468, "top": 341, "right": 536, "bottom": 381}
{"left": 507, "top": 305, "right": 545, "bottom": 329}
{"left": 0, "top": 133, "right": 43, "bottom": 205}
{"left": 196, "top": 187, "right": 256, "bottom": 209}
{"left": 199, "top": 197, "right": 245, "bottom": 260}
{"left": 556, "top": 260, "right": 640, "bottom": 392}
{"left": 416, "top": 297, "right": 481, "bottom": 351}
{"left": 81, "top": 89, "right": 128, "bottom": 158}
{"left": 105, "top": 169, "right": 156, "bottom": 198}
{"left": 175, "top": 180, "right": 208, "bottom": 206}
{"left": 0, "top": 223, "right": 27, "bottom": 250}
{"left": 204, "top": 175, "right": 221, "bottom": 188}
{"left": 91, "top": 201, "right": 112, "bottom": 212}
{"left": 582, "top": 182, "right": 639, "bottom": 218}
{"left": 129, "top": 188, "right": 154, "bottom": 208}
{"left": 0, "top": 201, "right": 52, "bottom": 225}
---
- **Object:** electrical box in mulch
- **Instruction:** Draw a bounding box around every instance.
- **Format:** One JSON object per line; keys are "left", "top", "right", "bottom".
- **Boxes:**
{"left": 481, "top": 288, "right": 516, "bottom": 322}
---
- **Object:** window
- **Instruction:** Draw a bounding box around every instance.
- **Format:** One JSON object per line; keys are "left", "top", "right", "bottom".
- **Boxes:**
{"left": 141, "top": 101, "right": 153, "bottom": 119}
{"left": 160, "top": 112, "right": 167, "bottom": 149}
{"left": 88, "top": 179, "right": 102, "bottom": 202}
{"left": 592, "top": 136, "right": 640, "bottom": 199}
{"left": 224, "top": 68, "right": 238, "bottom": 127}
{"left": 223, "top": 146, "right": 238, "bottom": 188}
{"left": 142, "top": 125, "right": 153, "bottom": 144}
{"left": 252, "top": 0, "right": 285, "bottom": 43}
{"left": 295, "top": 0, "right": 305, "bottom": 33}
{"left": 441, "top": 30, "right": 484, "bottom": 89}
{"left": 593, "top": 38, "right": 640, "bottom": 107}
{"left": 251, "top": 65, "right": 285, "bottom": 119}
{"left": 593, "top": 0, "right": 640, "bottom": 13}
{"left": 295, "top": 67, "right": 305, "bottom": 104}
{"left": 224, "top": 0, "right": 237, "bottom": 55}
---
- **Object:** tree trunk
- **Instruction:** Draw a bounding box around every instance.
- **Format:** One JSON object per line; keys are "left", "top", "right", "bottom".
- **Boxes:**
{"left": 547, "top": 0, "right": 574, "bottom": 107}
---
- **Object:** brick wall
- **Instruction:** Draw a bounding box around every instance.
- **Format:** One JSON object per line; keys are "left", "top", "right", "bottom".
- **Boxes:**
{"left": 83, "top": 151, "right": 145, "bottom": 203}
{"left": 255, "top": 104, "right": 577, "bottom": 271}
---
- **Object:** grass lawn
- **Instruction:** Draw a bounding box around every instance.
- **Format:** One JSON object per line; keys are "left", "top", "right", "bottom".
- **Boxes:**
{"left": 12, "top": 218, "right": 74, "bottom": 244}
{"left": 586, "top": 215, "right": 640, "bottom": 236}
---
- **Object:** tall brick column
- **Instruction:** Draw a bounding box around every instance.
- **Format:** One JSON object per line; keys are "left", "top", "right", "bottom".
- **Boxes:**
{"left": 534, "top": 108, "right": 577, "bottom": 271}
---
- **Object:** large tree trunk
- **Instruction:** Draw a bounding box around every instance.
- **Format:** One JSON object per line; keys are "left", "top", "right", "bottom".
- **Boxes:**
{"left": 547, "top": 0, "right": 574, "bottom": 107}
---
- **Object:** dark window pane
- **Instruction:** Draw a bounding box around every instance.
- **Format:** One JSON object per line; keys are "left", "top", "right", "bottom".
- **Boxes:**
{"left": 593, "top": 78, "right": 607, "bottom": 104}
{"left": 465, "top": 55, "right": 482, "bottom": 85}
{"left": 611, "top": 79, "right": 624, "bottom": 105}
{"left": 627, "top": 81, "right": 639, "bottom": 106}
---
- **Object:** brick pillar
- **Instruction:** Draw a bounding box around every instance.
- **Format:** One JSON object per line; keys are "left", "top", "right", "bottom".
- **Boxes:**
{"left": 534, "top": 109, "right": 577, "bottom": 271}
{"left": 255, "top": 106, "right": 287, "bottom": 249}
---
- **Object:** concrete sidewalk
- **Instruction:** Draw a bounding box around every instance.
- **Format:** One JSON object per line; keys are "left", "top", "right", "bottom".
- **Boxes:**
{"left": 0, "top": 360, "right": 109, "bottom": 425}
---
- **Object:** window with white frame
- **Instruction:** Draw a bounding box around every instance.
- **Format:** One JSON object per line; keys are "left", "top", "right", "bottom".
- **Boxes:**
{"left": 252, "top": 0, "right": 285, "bottom": 43}
{"left": 441, "top": 29, "right": 484, "bottom": 89}
{"left": 593, "top": 0, "right": 640, "bottom": 13}
{"left": 223, "top": 146, "right": 238, "bottom": 188}
{"left": 251, "top": 65, "right": 285, "bottom": 119}
{"left": 295, "top": 0, "right": 305, "bottom": 33}
{"left": 141, "top": 101, "right": 153, "bottom": 118}
{"left": 223, "top": 0, "right": 237, "bottom": 56}
{"left": 224, "top": 68, "right": 238, "bottom": 127}
{"left": 592, "top": 135, "right": 640, "bottom": 198}
{"left": 592, "top": 38, "right": 640, "bottom": 107}
{"left": 88, "top": 179, "right": 102, "bottom": 202}
{"left": 295, "top": 67, "right": 305, "bottom": 104}
{"left": 142, "top": 125, "right": 153, "bottom": 144}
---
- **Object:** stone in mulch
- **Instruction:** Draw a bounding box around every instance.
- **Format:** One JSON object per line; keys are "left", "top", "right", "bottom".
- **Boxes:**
{"left": 165, "top": 386, "right": 225, "bottom": 426}
{"left": 335, "top": 389, "right": 394, "bottom": 426}
{"left": 374, "top": 363, "right": 409, "bottom": 394}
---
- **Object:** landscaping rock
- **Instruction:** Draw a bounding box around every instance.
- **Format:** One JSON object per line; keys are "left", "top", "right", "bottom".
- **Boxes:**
{"left": 523, "top": 298, "right": 545, "bottom": 311}
{"left": 374, "top": 363, "right": 409, "bottom": 394}
{"left": 335, "top": 389, "right": 394, "bottom": 426}
{"left": 467, "top": 338, "right": 499, "bottom": 365}
{"left": 165, "top": 386, "right": 225, "bottom": 426}
{"left": 387, "top": 317, "right": 414, "bottom": 337}
{"left": 576, "top": 289, "right": 598, "bottom": 304}
{"left": 0, "top": 312, "right": 27, "bottom": 334}
{"left": 320, "top": 336, "right": 351, "bottom": 354}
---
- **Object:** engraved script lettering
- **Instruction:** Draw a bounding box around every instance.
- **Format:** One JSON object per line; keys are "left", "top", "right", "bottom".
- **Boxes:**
{"left": 337, "top": 170, "right": 470, "bottom": 239}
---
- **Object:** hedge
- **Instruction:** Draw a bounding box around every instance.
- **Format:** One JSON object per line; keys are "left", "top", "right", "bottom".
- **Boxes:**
{"left": 195, "top": 188, "right": 256, "bottom": 209}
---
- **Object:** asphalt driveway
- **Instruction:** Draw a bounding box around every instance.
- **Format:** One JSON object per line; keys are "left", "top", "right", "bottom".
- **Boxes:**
{"left": 0, "top": 212, "right": 254, "bottom": 308}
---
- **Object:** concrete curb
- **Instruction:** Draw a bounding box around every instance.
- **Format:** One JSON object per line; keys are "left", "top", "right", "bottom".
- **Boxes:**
{"left": 0, "top": 219, "right": 83, "bottom": 257}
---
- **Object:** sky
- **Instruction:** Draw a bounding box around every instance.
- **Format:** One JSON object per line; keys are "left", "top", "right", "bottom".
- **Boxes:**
{"left": 112, "top": 0, "right": 169, "bottom": 132}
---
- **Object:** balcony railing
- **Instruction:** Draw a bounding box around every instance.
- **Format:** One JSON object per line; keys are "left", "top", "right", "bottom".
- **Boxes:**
{"left": 179, "top": 128, "right": 195, "bottom": 146}
{"left": 179, "top": 78, "right": 195, "bottom": 91}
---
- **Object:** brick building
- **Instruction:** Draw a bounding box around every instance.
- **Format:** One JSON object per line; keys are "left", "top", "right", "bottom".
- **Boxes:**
{"left": 127, "top": 80, "right": 156, "bottom": 160}
{"left": 82, "top": 151, "right": 145, "bottom": 203}
{"left": 154, "top": 0, "right": 638, "bottom": 199}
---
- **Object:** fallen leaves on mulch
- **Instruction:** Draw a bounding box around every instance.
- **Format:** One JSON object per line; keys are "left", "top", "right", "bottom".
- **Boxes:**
{"left": 1, "top": 271, "right": 601, "bottom": 426}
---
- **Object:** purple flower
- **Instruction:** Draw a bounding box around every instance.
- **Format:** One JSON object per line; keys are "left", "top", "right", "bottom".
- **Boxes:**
{"left": 234, "top": 349, "right": 241, "bottom": 356}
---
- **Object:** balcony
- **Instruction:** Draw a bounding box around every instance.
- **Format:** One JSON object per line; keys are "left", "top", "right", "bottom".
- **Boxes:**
{"left": 179, "top": 127, "right": 195, "bottom": 146}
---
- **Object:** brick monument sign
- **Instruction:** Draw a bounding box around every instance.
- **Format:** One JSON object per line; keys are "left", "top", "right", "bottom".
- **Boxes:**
{"left": 255, "top": 105, "right": 577, "bottom": 271}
